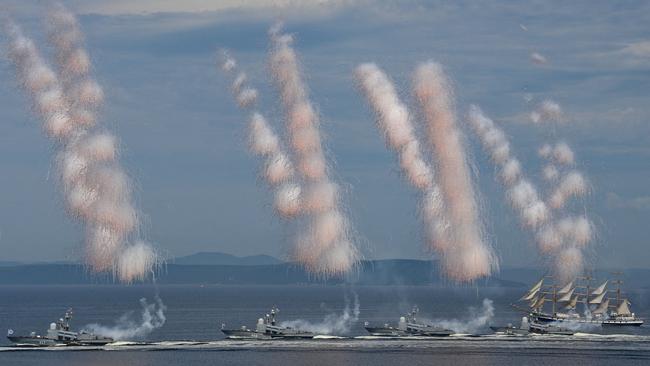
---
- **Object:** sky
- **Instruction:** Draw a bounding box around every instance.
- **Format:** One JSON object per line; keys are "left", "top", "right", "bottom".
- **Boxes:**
{"left": 0, "top": 0, "right": 648, "bottom": 269}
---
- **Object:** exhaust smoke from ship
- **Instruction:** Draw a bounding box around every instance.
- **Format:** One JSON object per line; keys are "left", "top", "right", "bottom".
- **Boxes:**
{"left": 427, "top": 298, "right": 494, "bottom": 334}
{"left": 279, "top": 290, "right": 360, "bottom": 335}
{"left": 83, "top": 296, "right": 166, "bottom": 340}
{"left": 4, "top": 6, "right": 158, "bottom": 282}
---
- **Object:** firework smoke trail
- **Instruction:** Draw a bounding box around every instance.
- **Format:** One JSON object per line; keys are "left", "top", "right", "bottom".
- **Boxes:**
{"left": 412, "top": 63, "right": 496, "bottom": 282}
{"left": 353, "top": 63, "right": 451, "bottom": 267}
{"left": 269, "top": 26, "right": 359, "bottom": 276}
{"left": 220, "top": 51, "right": 301, "bottom": 218}
{"left": 4, "top": 10, "right": 157, "bottom": 282}
{"left": 468, "top": 106, "right": 592, "bottom": 281}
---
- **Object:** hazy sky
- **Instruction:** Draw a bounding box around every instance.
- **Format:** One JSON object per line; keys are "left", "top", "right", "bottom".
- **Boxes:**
{"left": 0, "top": 0, "right": 648, "bottom": 269}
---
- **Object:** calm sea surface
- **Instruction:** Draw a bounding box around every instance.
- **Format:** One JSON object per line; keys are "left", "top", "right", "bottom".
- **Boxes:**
{"left": 1, "top": 285, "right": 649, "bottom": 365}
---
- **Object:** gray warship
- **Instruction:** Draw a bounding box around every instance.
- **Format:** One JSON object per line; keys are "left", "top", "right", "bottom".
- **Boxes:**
{"left": 221, "top": 307, "right": 314, "bottom": 339}
{"left": 364, "top": 306, "right": 454, "bottom": 337}
{"left": 7, "top": 309, "right": 113, "bottom": 346}
{"left": 490, "top": 316, "right": 574, "bottom": 336}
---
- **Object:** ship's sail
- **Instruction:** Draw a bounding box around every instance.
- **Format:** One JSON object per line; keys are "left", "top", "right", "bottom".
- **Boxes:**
{"left": 564, "top": 295, "right": 578, "bottom": 309}
{"left": 521, "top": 279, "right": 544, "bottom": 300}
{"left": 589, "top": 291, "right": 606, "bottom": 304}
{"left": 558, "top": 281, "right": 573, "bottom": 295}
{"left": 591, "top": 281, "right": 608, "bottom": 296}
{"left": 529, "top": 295, "right": 539, "bottom": 308}
{"left": 532, "top": 295, "right": 546, "bottom": 310}
{"left": 616, "top": 299, "right": 632, "bottom": 316}
{"left": 592, "top": 299, "right": 609, "bottom": 315}
{"left": 558, "top": 288, "right": 575, "bottom": 302}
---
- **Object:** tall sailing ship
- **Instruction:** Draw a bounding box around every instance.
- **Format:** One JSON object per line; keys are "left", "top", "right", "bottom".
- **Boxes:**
{"left": 516, "top": 273, "right": 643, "bottom": 326}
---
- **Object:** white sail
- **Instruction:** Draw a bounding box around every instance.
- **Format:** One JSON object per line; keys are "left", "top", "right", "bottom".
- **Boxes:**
{"left": 521, "top": 279, "right": 544, "bottom": 300}
{"left": 592, "top": 299, "right": 609, "bottom": 315}
{"left": 589, "top": 291, "right": 606, "bottom": 304}
{"left": 558, "top": 281, "right": 573, "bottom": 295}
{"left": 532, "top": 296, "right": 546, "bottom": 310}
{"left": 522, "top": 288, "right": 539, "bottom": 301}
{"left": 558, "top": 288, "right": 574, "bottom": 302}
{"left": 564, "top": 295, "right": 578, "bottom": 309}
{"left": 616, "top": 299, "right": 632, "bottom": 316}
{"left": 529, "top": 295, "right": 539, "bottom": 308}
{"left": 591, "top": 281, "right": 608, "bottom": 296}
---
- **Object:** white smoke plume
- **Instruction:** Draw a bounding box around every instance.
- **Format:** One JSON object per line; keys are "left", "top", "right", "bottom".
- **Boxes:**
{"left": 530, "top": 99, "right": 563, "bottom": 124}
{"left": 549, "top": 170, "right": 588, "bottom": 209}
{"left": 413, "top": 63, "right": 496, "bottom": 281}
{"left": 5, "top": 12, "right": 157, "bottom": 283}
{"left": 279, "top": 292, "right": 360, "bottom": 335}
{"left": 530, "top": 52, "right": 548, "bottom": 66}
{"left": 269, "top": 25, "right": 359, "bottom": 276}
{"left": 354, "top": 63, "right": 452, "bottom": 267}
{"left": 83, "top": 296, "right": 166, "bottom": 340}
{"left": 428, "top": 298, "right": 494, "bottom": 334}
{"left": 219, "top": 51, "right": 301, "bottom": 219}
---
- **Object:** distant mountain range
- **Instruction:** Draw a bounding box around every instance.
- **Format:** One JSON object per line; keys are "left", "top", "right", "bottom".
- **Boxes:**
{"left": 171, "top": 252, "right": 283, "bottom": 266}
{"left": 0, "top": 252, "right": 647, "bottom": 288}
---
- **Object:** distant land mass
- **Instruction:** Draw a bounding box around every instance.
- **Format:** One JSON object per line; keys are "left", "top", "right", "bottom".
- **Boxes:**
{"left": 0, "top": 253, "right": 647, "bottom": 289}
{"left": 171, "top": 252, "right": 283, "bottom": 266}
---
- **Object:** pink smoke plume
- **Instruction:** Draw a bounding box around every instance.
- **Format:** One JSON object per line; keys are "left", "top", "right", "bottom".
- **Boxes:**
{"left": 353, "top": 62, "right": 453, "bottom": 272}
{"left": 5, "top": 8, "right": 157, "bottom": 283}
{"left": 412, "top": 63, "right": 496, "bottom": 282}
{"left": 220, "top": 51, "right": 301, "bottom": 218}
{"left": 469, "top": 106, "right": 592, "bottom": 282}
{"left": 269, "top": 26, "right": 359, "bottom": 276}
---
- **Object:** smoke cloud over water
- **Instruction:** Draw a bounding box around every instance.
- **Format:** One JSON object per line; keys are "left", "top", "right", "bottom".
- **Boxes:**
{"left": 428, "top": 298, "right": 494, "bottom": 334}
{"left": 413, "top": 63, "right": 496, "bottom": 282}
{"left": 4, "top": 7, "right": 158, "bottom": 282}
{"left": 268, "top": 25, "right": 359, "bottom": 276}
{"left": 280, "top": 291, "right": 360, "bottom": 335}
{"left": 83, "top": 296, "right": 166, "bottom": 340}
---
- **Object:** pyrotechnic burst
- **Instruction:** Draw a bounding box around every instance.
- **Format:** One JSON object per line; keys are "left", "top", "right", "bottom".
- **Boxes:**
{"left": 219, "top": 51, "right": 301, "bottom": 219}
{"left": 412, "top": 63, "right": 497, "bottom": 281}
{"left": 468, "top": 106, "right": 593, "bottom": 282}
{"left": 354, "top": 63, "right": 458, "bottom": 278}
{"left": 268, "top": 26, "right": 359, "bottom": 276}
{"left": 4, "top": 6, "right": 158, "bottom": 282}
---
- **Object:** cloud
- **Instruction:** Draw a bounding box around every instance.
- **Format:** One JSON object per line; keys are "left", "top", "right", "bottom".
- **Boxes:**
{"left": 70, "top": 0, "right": 356, "bottom": 15}
{"left": 606, "top": 192, "right": 650, "bottom": 210}
{"left": 619, "top": 41, "right": 650, "bottom": 58}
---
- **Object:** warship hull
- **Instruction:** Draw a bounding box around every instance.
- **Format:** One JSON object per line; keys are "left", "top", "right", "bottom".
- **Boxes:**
{"left": 7, "top": 336, "right": 62, "bottom": 347}
{"left": 533, "top": 313, "right": 644, "bottom": 327}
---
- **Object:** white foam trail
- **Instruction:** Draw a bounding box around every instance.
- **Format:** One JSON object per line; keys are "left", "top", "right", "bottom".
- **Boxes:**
{"left": 83, "top": 296, "right": 166, "bottom": 340}
{"left": 219, "top": 51, "right": 301, "bottom": 219}
{"left": 354, "top": 63, "right": 451, "bottom": 262}
{"left": 413, "top": 63, "right": 496, "bottom": 281}
{"left": 269, "top": 26, "right": 359, "bottom": 276}
{"left": 280, "top": 292, "right": 360, "bottom": 335}
{"left": 429, "top": 299, "right": 494, "bottom": 334}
